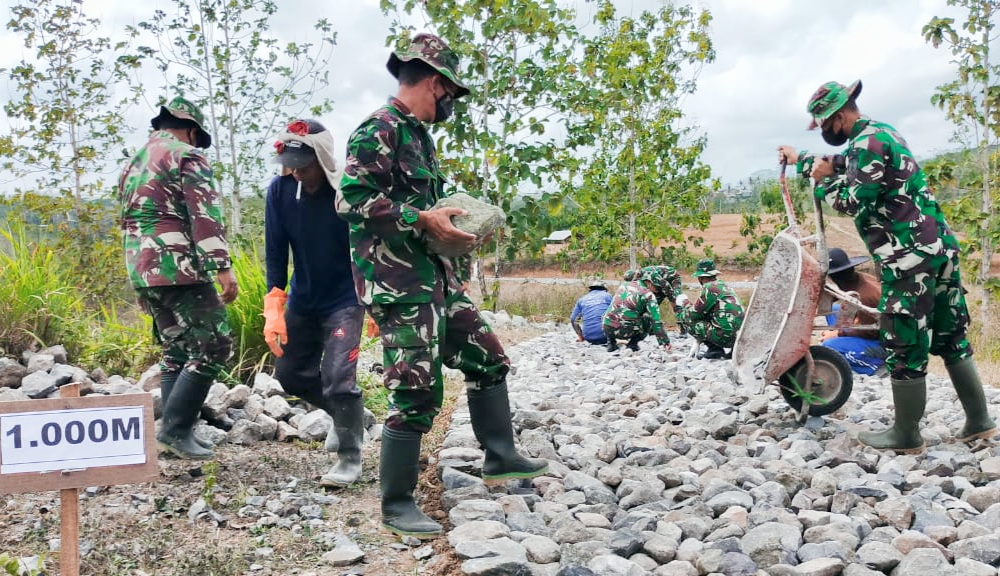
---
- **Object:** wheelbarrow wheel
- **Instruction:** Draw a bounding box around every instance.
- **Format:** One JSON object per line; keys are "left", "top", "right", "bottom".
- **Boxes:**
{"left": 778, "top": 345, "right": 853, "bottom": 416}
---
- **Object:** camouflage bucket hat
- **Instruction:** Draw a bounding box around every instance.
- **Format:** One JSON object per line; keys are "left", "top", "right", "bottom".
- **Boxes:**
{"left": 623, "top": 268, "right": 638, "bottom": 282}
{"left": 151, "top": 96, "right": 212, "bottom": 148}
{"left": 387, "top": 33, "right": 469, "bottom": 98}
{"left": 693, "top": 258, "right": 720, "bottom": 278}
{"left": 640, "top": 266, "right": 665, "bottom": 288}
{"left": 806, "top": 80, "right": 862, "bottom": 130}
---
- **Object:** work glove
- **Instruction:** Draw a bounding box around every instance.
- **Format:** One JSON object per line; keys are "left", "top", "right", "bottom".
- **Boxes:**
{"left": 675, "top": 293, "right": 690, "bottom": 307}
{"left": 263, "top": 287, "right": 288, "bottom": 357}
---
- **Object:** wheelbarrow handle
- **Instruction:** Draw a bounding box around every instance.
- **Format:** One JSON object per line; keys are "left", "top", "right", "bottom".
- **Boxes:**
{"left": 779, "top": 161, "right": 798, "bottom": 228}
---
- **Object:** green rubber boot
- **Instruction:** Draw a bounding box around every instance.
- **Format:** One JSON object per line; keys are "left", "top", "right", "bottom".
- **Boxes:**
{"left": 858, "top": 377, "right": 926, "bottom": 454}
{"left": 468, "top": 382, "right": 548, "bottom": 484}
{"left": 159, "top": 370, "right": 213, "bottom": 450}
{"left": 157, "top": 369, "right": 215, "bottom": 460}
{"left": 380, "top": 427, "right": 442, "bottom": 539}
{"left": 946, "top": 357, "right": 998, "bottom": 442}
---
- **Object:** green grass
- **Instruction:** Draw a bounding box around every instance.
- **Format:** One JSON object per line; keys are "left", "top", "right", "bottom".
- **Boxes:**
{"left": 221, "top": 244, "right": 271, "bottom": 386}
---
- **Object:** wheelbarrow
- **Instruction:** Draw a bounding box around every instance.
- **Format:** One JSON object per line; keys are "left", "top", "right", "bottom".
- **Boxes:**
{"left": 731, "top": 162, "right": 865, "bottom": 421}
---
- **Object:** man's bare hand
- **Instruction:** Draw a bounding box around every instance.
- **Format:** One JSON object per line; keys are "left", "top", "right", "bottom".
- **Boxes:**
{"left": 217, "top": 268, "right": 239, "bottom": 304}
{"left": 811, "top": 156, "right": 834, "bottom": 180}
{"left": 777, "top": 145, "right": 798, "bottom": 165}
{"left": 417, "top": 207, "right": 477, "bottom": 251}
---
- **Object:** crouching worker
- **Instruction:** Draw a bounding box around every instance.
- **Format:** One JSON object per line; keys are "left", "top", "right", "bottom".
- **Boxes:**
{"left": 603, "top": 268, "right": 671, "bottom": 352}
{"left": 676, "top": 259, "right": 744, "bottom": 359}
{"left": 265, "top": 119, "right": 365, "bottom": 488}
{"left": 571, "top": 279, "right": 613, "bottom": 345}
{"left": 337, "top": 33, "right": 548, "bottom": 539}
{"left": 819, "top": 248, "right": 886, "bottom": 376}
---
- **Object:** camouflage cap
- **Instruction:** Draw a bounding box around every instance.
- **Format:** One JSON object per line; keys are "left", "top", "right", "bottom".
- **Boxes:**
{"left": 387, "top": 33, "right": 469, "bottom": 98}
{"left": 151, "top": 96, "right": 212, "bottom": 148}
{"left": 693, "top": 258, "right": 720, "bottom": 278}
{"left": 640, "top": 266, "right": 665, "bottom": 288}
{"left": 806, "top": 80, "right": 862, "bottom": 130}
{"left": 623, "top": 268, "right": 638, "bottom": 282}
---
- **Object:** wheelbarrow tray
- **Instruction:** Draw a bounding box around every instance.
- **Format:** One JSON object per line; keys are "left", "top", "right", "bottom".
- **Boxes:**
{"left": 732, "top": 228, "right": 824, "bottom": 385}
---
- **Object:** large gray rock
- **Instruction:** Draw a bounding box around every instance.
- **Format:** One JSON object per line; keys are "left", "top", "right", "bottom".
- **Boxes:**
{"left": 741, "top": 522, "right": 802, "bottom": 568}
{"left": 20, "top": 371, "right": 58, "bottom": 398}
{"left": 25, "top": 353, "right": 55, "bottom": 374}
{"left": 0, "top": 387, "right": 31, "bottom": 402}
{"left": 424, "top": 193, "right": 505, "bottom": 258}
{"left": 0, "top": 358, "right": 27, "bottom": 388}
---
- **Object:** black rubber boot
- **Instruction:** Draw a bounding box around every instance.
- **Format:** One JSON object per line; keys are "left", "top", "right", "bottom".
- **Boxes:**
{"left": 946, "top": 357, "right": 998, "bottom": 442}
{"left": 380, "top": 427, "right": 442, "bottom": 539}
{"left": 320, "top": 396, "right": 364, "bottom": 488}
{"left": 627, "top": 337, "right": 642, "bottom": 352}
{"left": 159, "top": 370, "right": 213, "bottom": 450}
{"left": 701, "top": 344, "right": 726, "bottom": 360}
{"left": 467, "top": 382, "right": 548, "bottom": 484}
{"left": 157, "top": 369, "right": 215, "bottom": 460}
{"left": 606, "top": 339, "right": 619, "bottom": 352}
{"left": 858, "top": 377, "right": 926, "bottom": 454}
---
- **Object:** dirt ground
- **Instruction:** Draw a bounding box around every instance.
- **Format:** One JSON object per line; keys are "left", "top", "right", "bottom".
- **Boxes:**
{"left": 0, "top": 325, "right": 548, "bottom": 576}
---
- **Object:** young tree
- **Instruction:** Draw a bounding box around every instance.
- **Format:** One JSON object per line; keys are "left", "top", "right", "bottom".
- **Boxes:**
{"left": 923, "top": 0, "right": 1000, "bottom": 331}
{"left": 136, "top": 0, "right": 336, "bottom": 236}
{"left": 2, "top": 0, "right": 146, "bottom": 295}
{"left": 569, "top": 1, "right": 716, "bottom": 269}
{"left": 381, "top": 0, "right": 584, "bottom": 308}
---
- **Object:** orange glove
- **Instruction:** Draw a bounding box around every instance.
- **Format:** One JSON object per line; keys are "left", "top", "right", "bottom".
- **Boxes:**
{"left": 263, "top": 287, "right": 288, "bottom": 357}
{"left": 819, "top": 329, "right": 838, "bottom": 343}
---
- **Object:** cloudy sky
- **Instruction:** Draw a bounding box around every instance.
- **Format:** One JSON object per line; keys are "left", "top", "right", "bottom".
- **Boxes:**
{"left": 0, "top": 0, "right": 971, "bottom": 188}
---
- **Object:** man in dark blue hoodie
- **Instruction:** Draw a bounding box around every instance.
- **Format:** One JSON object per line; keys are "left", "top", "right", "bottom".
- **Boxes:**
{"left": 264, "top": 118, "right": 364, "bottom": 488}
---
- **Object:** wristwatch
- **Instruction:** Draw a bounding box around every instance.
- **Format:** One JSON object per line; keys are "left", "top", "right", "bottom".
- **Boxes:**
{"left": 401, "top": 205, "right": 419, "bottom": 225}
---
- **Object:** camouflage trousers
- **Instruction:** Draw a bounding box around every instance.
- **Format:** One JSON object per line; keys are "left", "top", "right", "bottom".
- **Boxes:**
{"left": 881, "top": 251, "right": 972, "bottom": 379}
{"left": 136, "top": 283, "right": 233, "bottom": 379}
{"left": 676, "top": 309, "right": 738, "bottom": 348}
{"left": 602, "top": 319, "right": 650, "bottom": 343}
{"left": 369, "top": 290, "right": 509, "bottom": 433}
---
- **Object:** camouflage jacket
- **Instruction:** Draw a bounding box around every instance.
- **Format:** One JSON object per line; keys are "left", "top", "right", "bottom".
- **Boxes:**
{"left": 337, "top": 98, "right": 468, "bottom": 305}
{"left": 602, "top": 281, "right": 670, "bottom": 346}
{"left": 679, "top": 279, "right": 744, "bottom": 336}
{"left": 647, "top": 265, "right": 683, "bottom": 303}
{"left": 796, "top": 117, "right": 959, "bottom": 283}
{"left": 118, "top": 130, "right": 231, "bottom": 288}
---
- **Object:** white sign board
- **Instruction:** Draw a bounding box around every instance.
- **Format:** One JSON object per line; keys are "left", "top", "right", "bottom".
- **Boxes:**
{"left": 1, "top": 406, "right": 146, "bottom": 474}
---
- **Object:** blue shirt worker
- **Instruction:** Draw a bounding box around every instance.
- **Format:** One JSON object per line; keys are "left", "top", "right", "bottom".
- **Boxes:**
{"left": 264, "top": 118, "right": 365, "bottom": 488}
{"left": 571, "top": 281, "right": 613, "bottom": 344}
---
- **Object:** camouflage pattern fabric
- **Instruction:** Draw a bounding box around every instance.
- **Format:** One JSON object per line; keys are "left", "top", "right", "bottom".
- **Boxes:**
{"left": 795, "top": 116, "right": 974, "bottom": 379}
{"left": 602, "top": 281, "right": 670, "bottom": 346}
{"left": 880, "top": 251, "right": 972, "bottom": 379}
{"left": 387, "top": 33, "right": 469, "bottom": 98}
{"left": 795, "top": 118, "right": 959, "bottom": 284}
{"left": 136, "top": 283, "right": 233, "bottom": 379}
{"left": 642, "top": 265, "right": 683, "bottom": 303}
{"left": 676, "top": 279, "right": 744, "bottom": 348}
{"left": 119, "top": 130, "right": 231, "bottom": 288}
{"left": 370, "top": 290, "right": 508, "bottom": 432}
{"left": 337, "top": 98, "right": 470, "bottom": 305}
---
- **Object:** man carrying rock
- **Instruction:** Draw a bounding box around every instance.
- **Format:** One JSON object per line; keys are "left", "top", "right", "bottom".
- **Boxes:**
{"left": 779, "top": 79, "right": 996, "bottom": 452}
{"left": 337, "top": 33, "right": 547, "bottom": 539}
{"left": 570, "top": 280, "right": 613, "bottom": 345}
{"left": 118, "top": 97, "right": 238, "bottom": 460}
{"left": 264, "top": 119, "right": 365, "bottom": 488}
{"left": 675, "top": 259, "right": 744, "bottom": 359}
{"left": 603, "top": 268, "right": 672, "bottom": 353}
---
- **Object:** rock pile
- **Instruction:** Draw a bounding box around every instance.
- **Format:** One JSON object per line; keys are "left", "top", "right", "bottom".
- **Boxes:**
{"left": 433, "top": 330, "right": 1000, "bottom": 576}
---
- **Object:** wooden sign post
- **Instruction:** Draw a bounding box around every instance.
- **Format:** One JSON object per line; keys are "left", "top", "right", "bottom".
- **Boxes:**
{"left": 0, "top": 384, "right": 158, "bottom": 576}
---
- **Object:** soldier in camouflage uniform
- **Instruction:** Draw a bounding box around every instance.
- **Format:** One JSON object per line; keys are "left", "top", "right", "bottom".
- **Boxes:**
{"left": 118, "top": 97, "right": 238, "bottom": 460}
{"left": 675, "top": 259, "right": 744, "bottom": 359}
{"left": 779, "top": 79, "right": 996, "bottom": 453}
{"left": 337, "top": 33, "right": 547, "bottom": 539}
{"left": 602, "top": 268, "right": 672, "bottom": 353}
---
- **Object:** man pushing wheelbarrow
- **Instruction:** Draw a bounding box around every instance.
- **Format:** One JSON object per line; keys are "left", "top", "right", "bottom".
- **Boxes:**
{"left": 772, "top": 79, "right": 996, "bottom": 453}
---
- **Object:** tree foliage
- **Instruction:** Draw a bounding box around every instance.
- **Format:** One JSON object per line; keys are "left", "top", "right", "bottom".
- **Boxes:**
{"left": 2, "top": 0, "right": 146, "bottom": 295}
{"left": 568, "top": 1, "right": 716, "bottom": 268}
{"left": 923, "top": 0, "right": 1000, "bottom": 330}
{"left": 381, "top": 0, "right": 585, "bottom": 307}
{"left": 135, "top": 0, "right": 337, "bottom": 237}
